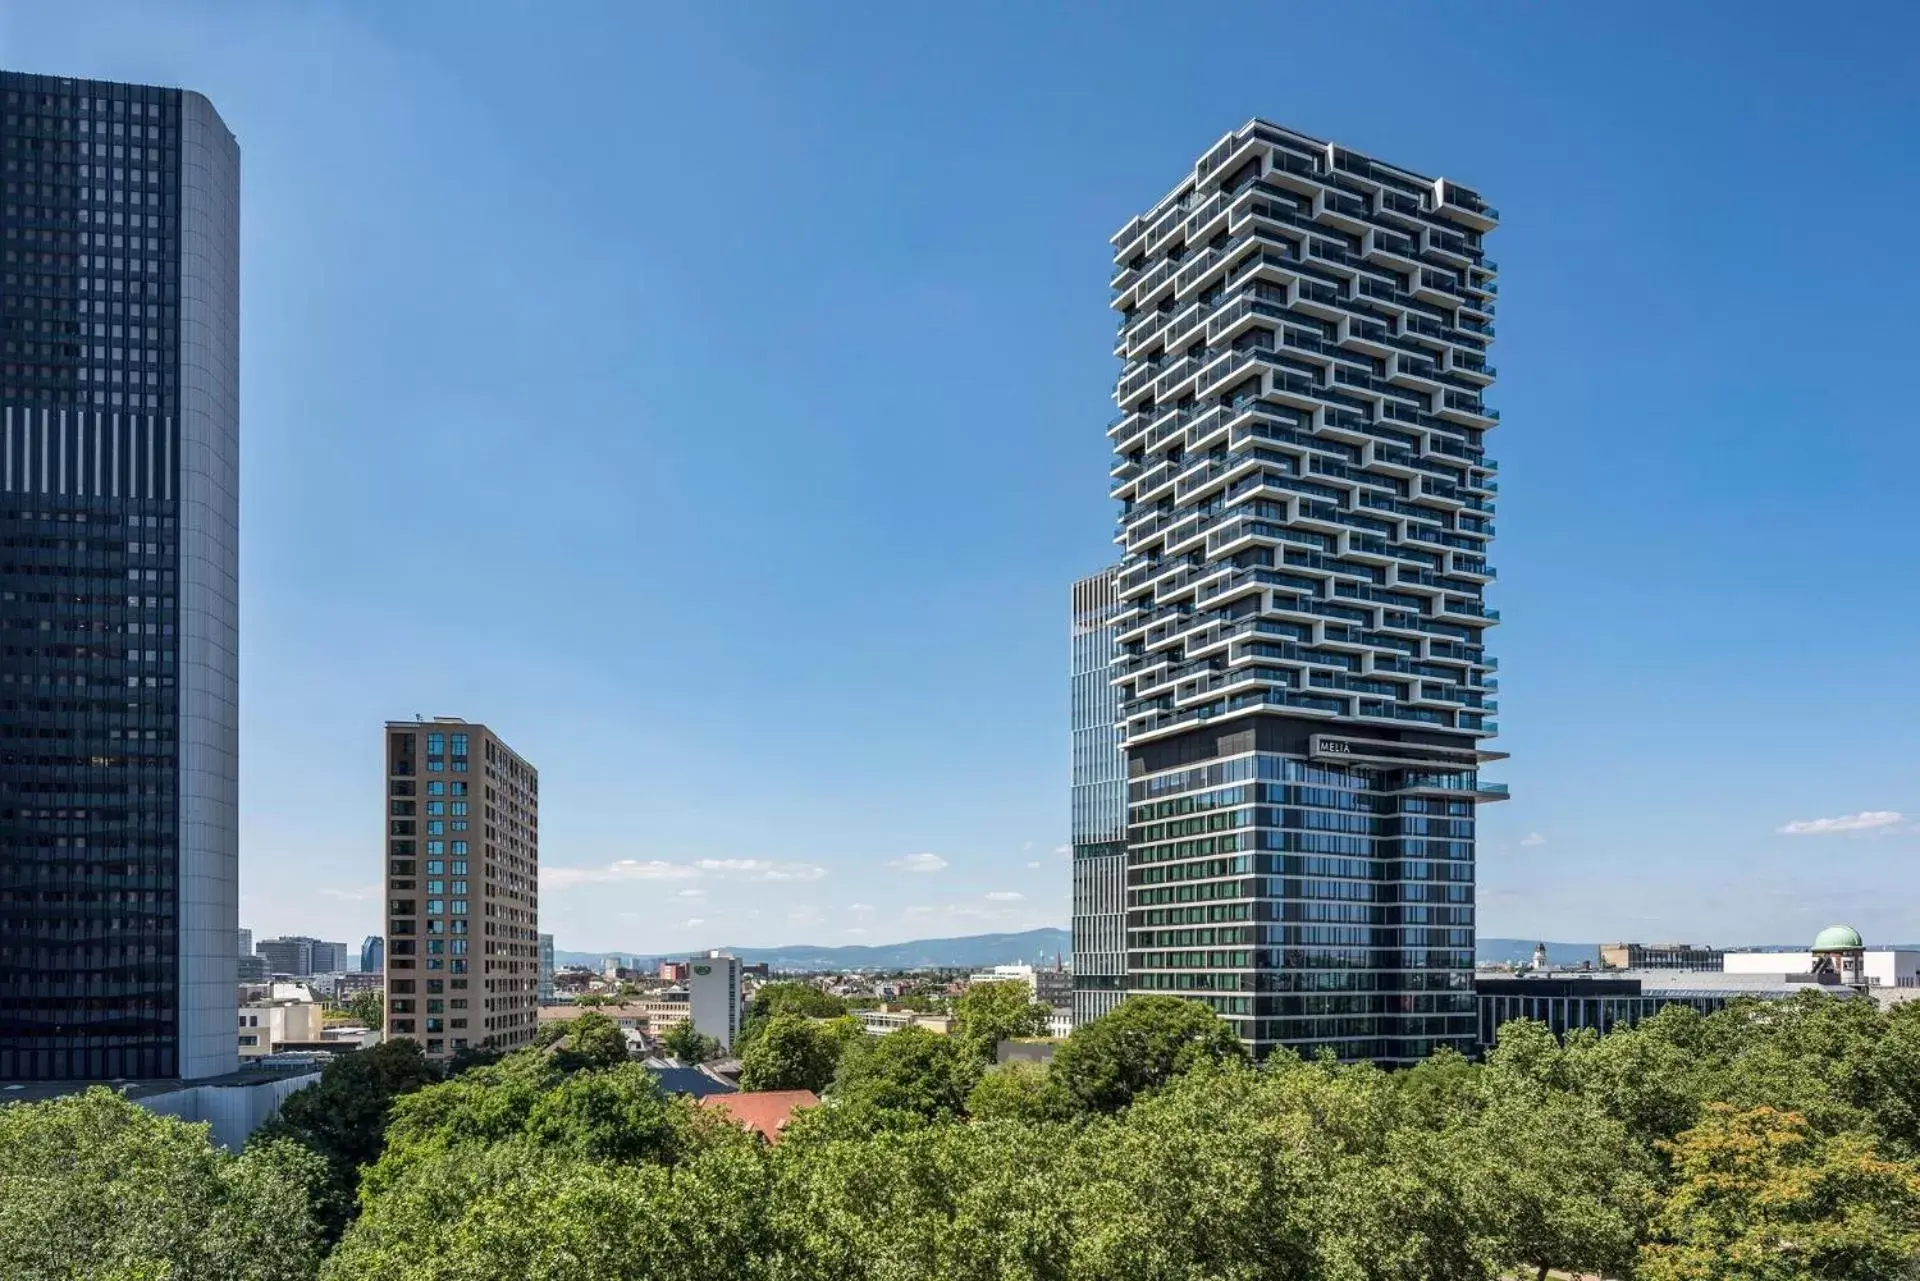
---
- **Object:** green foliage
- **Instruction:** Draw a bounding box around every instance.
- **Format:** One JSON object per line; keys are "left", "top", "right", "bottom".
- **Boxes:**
{"left": 546, "top": 1009, "right": 632, "bottom": 1070}
{"left": 1050, "top": 994, "right": 1249, "bottom": 1114}
{"left": 965, "top": 1059, "right": 1075, "bottom": 1123}
{"left": 342, "top": 988, "right": 385, "bottom": 1031}
{"left": 829, "top": 1025, "right": 979, "bottom": 1129}
{"left": 0, "top": 1087, "right": 327, "bottom": 1281}
{"left": 25, "top": 987, "right": 1920, "bottom": 1278}
{"left": 326, "top": 1136, "right": 773, "bottom": 1280}
{"left": 738, "top": 1012, "right": 857, "bottom": 1093}
{"left": 743, "top": 981, "right": 849, "bottom": 1030}
{"left": 1642, "top": 1103, "right": 1920, "bottom": 1280}
{"left": 251, "top": 1038, "right": 439, "bottom": 1243}
{"left": 951, "top": 979, "right": 1052, "bottom": 1064}
{"left": 660, "top": 1020, "right": 722, "bottom": 1065}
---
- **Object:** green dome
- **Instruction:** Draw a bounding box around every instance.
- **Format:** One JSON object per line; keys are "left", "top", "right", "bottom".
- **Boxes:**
{"left": 1813, "top": 925, "right": 1864, "bottom": 951}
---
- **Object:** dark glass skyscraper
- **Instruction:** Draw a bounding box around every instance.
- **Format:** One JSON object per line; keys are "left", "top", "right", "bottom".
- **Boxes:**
{"left": 1069, "top": 567, "right": 1125, "bottom": 1026}
{"left": 0, "top": 72, "right": 240, "bottom": 1081}
{"left": 1107, "top": 120, "right": 1505, "bottom": 1064}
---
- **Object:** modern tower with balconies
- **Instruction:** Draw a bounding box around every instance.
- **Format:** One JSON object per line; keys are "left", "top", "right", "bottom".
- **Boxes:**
{"left": 0, "top": 72, "right": 240, "bottom": 1082}
{"left": 1106, "top": 120, "right": 1506, "bottom": 1064}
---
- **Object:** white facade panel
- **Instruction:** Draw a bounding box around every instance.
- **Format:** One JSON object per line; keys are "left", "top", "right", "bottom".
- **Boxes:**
{"left": 175, "top": 92, "right": 242, "bottom": 1081}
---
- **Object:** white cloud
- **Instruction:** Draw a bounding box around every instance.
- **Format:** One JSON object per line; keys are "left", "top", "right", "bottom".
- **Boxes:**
{"left": 542, "top": 856, "right": 827, "bottom": 891}
{"left": 682, "top": 917, "right": 705, "bottom": 927}
{"left": 844, "top": 928, "right": 868, "bottom": 937}
{"left": 1053, "top": 844, "right": 1070, "bottom": 856}
{"left": 986, "top": 891, "right": 1025, "bottom": 901}
{"left": 675, "top": 888, "right": 705, "bottom": 899}
{"left": 1520, "top": 832, "right": 1546, "bottom": 848}
{"left": 902, "top": 901, "right": 1032, "bottom": 924}
{"left": 1025, "top": 861, "right": 1041, "bottom": 869}
{"left": 889, "top": 852, "right": 949, "bottom": 874}
{"left": 319, "top": 885, "right": 378, "bottom": 902}
{"left": 1777, "top": 811, "right": 1904, "bottom": 836}
{"left": 787, "top": 906, "right": 825, "bottom": 926}
{"left": 693, "top": 858, "right": 828, "bottom": 881}
{"left": 846, "top": 903, "right": 875, "bottom": 915}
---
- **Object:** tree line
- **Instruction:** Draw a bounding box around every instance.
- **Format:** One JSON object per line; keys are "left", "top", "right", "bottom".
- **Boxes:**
{"left": 4, "top": 984, "right": 1920, "bottom": 1278}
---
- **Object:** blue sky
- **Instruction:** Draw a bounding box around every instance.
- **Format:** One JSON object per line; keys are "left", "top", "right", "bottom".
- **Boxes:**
{"left": 7, "top": 2, "right": 1919, "bottom": 954}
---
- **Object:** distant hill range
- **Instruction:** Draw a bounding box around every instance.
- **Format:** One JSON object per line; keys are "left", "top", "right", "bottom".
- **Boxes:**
{"left": 555, "top": 927, "right": 1070, "bottom": 973}
{"left": 1477, "top": 938, "right": 1599, "bottom": 967}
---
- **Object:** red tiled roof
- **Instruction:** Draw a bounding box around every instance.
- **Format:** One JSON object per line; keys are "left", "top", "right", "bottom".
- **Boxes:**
{"left": 699, "top": 1089, "right": 819, "bottom": 1142}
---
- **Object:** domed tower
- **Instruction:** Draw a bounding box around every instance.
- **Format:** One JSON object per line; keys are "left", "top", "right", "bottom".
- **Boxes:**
{"left": 1811, "top": 925, "right": 1867, "bottom": 990}
{"left": 1530, "top": 942, "right": 1550, "bottom": 972}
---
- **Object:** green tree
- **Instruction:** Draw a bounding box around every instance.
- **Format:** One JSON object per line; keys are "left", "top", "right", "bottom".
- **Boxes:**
{"left": 744, "top": 981, "right": 850, "bottom": 1027}
{"left": 329, "top": 1135, "right": 775, "bottom": 1280}
{"left": 736, "top": 982, "right": 851, "bottom": 1057}
{"left": 523, "top": 1064, "right": 702, "bottom": 1165}
{"left": 1060, "top": 1061, "right": 1330, "bottom": 1280}
{"left": 739, "top": 1013, "right": 854, "bottom": 1093}
{"left": 550, "top": 1009, "right": 632, "bottom": 1070}
{"left": 767, "top": 1112, "right": 1071, "bottom": 1279}
{"left": 965, "top": 1059, "right": 1074, "bottom": 1123}
{"left": 1642, "top": 1103, "right": 1920, "bottom": 1281}
{"left": 830, "top": 1025, "right": 979, "bottom": 1127}
{"left": 1050, "top": 995, "right": 1247, "bottom": 1114}
{"left": 0, "top": 1087, "right": 327, "bottom": 1281}
{"left": 343, "top": 988, "right": 385, "bottom": 1031}
{"left": 250, "top": 1038, "right": 439, "bottom": 1243}
{"left": 951, "top": 979, "right": 1051, "bottom": 1064}
{"left": 661, "top": 1020, "right": 723, "bottom": 1065}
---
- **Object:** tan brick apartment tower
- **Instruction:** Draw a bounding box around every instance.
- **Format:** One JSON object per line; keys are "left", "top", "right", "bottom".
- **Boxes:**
{"left": 384, "top": 718, "right": 538, "bottom": 1061}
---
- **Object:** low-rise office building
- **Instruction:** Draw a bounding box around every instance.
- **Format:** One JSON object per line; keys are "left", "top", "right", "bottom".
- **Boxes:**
{"left": 238, "top": 983, "right": 326, "bottom": 1059}
{"left": 855, "top": 1008, "right": 954, "bottom": 1037}
{"left": 1477, "top": 967, "right": 1865, "bottom": 1049}
{"left": 1598, "top": 942, "right": 1724, "bottom": 971}
{"left": 1723, "top": 930, "right": 1920, "bottom": 989}
{"left": 536, "top": 996, "right": 689, "bottom": 1036}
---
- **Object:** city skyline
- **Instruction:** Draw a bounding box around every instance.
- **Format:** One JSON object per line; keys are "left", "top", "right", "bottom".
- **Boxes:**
{"left": 4, "top": 4, "right": 1918, "bottom": 955}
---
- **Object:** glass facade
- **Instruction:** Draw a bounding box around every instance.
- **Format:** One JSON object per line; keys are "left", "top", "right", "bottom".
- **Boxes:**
{"left": 0, "top": 73, "right": 237, "bottom": 1082}
{"left": 1069, "top": 568, "right": 1126, "bottom": 1026}
{"left": 1128, "top": 744, "right": 1478, "bottom": 1060}
{"left": 1106, "top": 120, "right": 1504, "bottom": 1064}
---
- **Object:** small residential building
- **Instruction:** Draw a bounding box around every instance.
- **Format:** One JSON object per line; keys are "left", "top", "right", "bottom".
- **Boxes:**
{"left": 647, "top": 1064, "right": 737, "bottom": 1100}
{"left": 658, "top": 960, "right": 688, "bottom": 983}
{"left": 1598, "top": 942, "right": 1724, "bottom": 971}
{"left": 688, "top": 953, "right": 743, "bottom": 1051}
{"left": 699, "top": 1090, "right": 818, "bottom": 1143}
{"left": 238, "top": 983, "right": 326, "bottom": 1059}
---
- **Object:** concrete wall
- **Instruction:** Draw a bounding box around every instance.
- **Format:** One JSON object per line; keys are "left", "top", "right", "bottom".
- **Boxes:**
{"left": 136, "top": 1071, "right": 319, "bottom": 1151}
